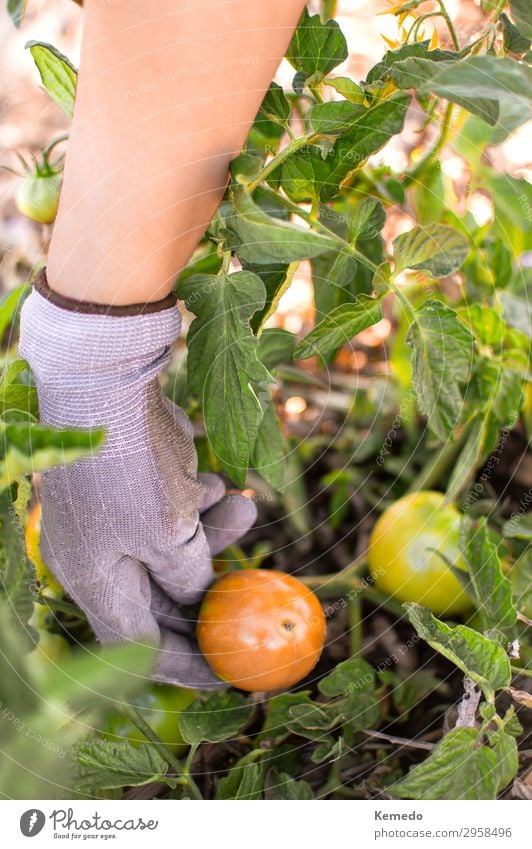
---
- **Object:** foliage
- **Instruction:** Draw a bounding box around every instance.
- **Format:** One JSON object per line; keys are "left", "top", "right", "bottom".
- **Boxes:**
{"left": 3, "top": 0, "right": 531, "bottom": 801}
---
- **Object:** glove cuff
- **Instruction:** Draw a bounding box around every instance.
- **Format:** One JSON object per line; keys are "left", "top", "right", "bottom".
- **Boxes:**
{"left": 33, "top": 267, "right": 178, "bottom": 315}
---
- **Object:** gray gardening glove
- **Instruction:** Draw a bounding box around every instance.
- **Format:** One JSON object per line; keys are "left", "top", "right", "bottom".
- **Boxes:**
{"left": 19, "top": 269, "right": 257, "bottom": 689}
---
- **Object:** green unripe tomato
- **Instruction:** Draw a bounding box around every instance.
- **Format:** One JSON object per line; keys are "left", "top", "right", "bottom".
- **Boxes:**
{"left": 16, "top": 171, "right": 62, "bottom": 224}
{"left": 368, "top": 491, "right": 472, "bottom": 616}
{"left": 100, "top": 684, "right": 196, "bottom": 754}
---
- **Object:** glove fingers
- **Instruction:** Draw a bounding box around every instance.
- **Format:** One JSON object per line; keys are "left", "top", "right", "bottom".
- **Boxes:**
{"left": 201, "top": 494, "right": 258, "bottom": 556}
{"left": 146, "top": 522, "right": 215, "bottom": 606}
{"left": 149, "top": 580, "right": 194, "bottom": 635}
{"left": 42, "top": 550, "right": 161, "bottom": 647}
{"left": 154, "top": 629, "right": 226, "bottom": 690}
{"left": 197, "top": 472, "right": 225, "bottom": 513}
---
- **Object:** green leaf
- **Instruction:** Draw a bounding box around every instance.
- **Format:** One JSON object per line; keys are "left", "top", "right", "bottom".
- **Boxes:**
{"left": 309, "top": 101, "right": 365, "bottom": 135}
{"left": 0, "top": 421, "right": 106, "bottom": 491}
{"left": 503, "top": 512, "right": 532, "bottom": 540}
{"left": 294, "top": 294, "right": 383, "bottom": 361}
{"left": 26, "top": 41, "right": 77, "bottom": 117}
{"left": 366, "top": 41, "right": 460, "bottom": 85}
{"left": 257, "top": 82, "right": 290, "bottom": 126}
{"left": 227, "top": 185, "right": 337, "bottom": 264}
{"left": 484, "top": 172, "right": 532, "bottom": 258}
{"left": 178, "top": 692, "right": 254, "bottom": 747}
{"left": 489, "top": 728, "right": 519, "bottom": 794}
{"left": 393, "top": 224, "right": 469, "bottom": 277}
{"left": 509, "top": 0, "right": 532, "bottom": 39}
{"left": 323, "top": 94, "right": 410, "bottom": 199}
{"left": 280, "top": 146, "right": 334, "bottom": 203}
{"left": 180, "top": 271, "right": 271, "bottom": 486}
{"left": 510, "top": 549, "right": 532, "bottom": 620}
{"left": 251, "top": 394, "right": 287, "bottom": 492}
{"left": 260, "top": 691, "right": 312, "bottom": 741}
{"left": 74, "top": 738, "right": 169, "bottom": 793}
{"left": 0, "top": 281, "right": 30, "bottom": 345}
{"left": 264, "top": 769, "right": 314, "bottom": 799}
{"left": 0, "top": 490, "right": 36, "bottom": 647}
{"left": 392, "top": 55, "right": 532, "bottom": 126}
{"left": 411, "top": 161, "right": 445, "bottom": 224}
{"left": 404, "top": 603, "right": 511, "bottom": 700}
{"left": 44, "top": 643, "right": 156, "bottom": 710}
{"left": 245, "top": 262, "right": 293, "bottom": 334}
{"left": 257, "top": 328, "right": 296, "bottom": 370}
{"left": 286, "top": 7, "right": 348, "bottom": 78}
{"left": 287, "top": 702, "right": 342, "bottom": 739}
{"left": 501, "top": 13, "right": 531, "bottom": 54}
{"left": 216, "top": 751, "right": 264, "bottom": 800}
{"left": 324, "top": 76, "right": 365, "bottom": 103}
{"left": 347, "top": 197, "right": 386, "bottom": 242}
{"left": 392, "top": 728, "right": 499, "bottom": 800}
{"left": 462, "top": 519, "right": 517, "bottom": 630}
{"left": 7, "top": 0, "right": 25, "bottom": 28}
{"left": 318, "top": 657, "right": 375, "bottom": 697}
{"left": 406, "top": 300, "right": 474, "bottom": 440}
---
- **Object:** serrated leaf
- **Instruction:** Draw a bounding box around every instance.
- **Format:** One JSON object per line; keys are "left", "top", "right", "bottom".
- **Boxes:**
{"left": 251, "top": 394, "right": 287, "bottom": 492}
{"left": 404, "top": 603, "right": 511, "bottom": 700}
{"left": 26, "top": 41, "right": 77, "bottom": 117}
{"left": 393, "top": 224, "right": 469, "bottom": 277}
{"left": 180, "top": 271, "right": 271, "bottom": 486}
{"left": 286, "top": 7, "right": 348, "bottom": 78}
{"left": 0, "top": 490, "right": 36, "bottom": 647}
{"left": 366, "top": 41, "right": 460, "bottom": 85}
{"left": 245, "top": 262, "right": 293, "bottom": 334}
{"left": 323, "top": 94, "right": 410, "bottom": 199}
{"left": 227, "top": 185, "right": 337, "bottom": 264}
{"left": 294, "top": 293, "right": 383, "bottom": 361}
{"left": 280, "top": 146, "right": 334, "bottom": 203}
{"left": 391, "top": 728, "right": 499, "bottom": 800}
{"left": 347, "top": 197, "right": 386, "bottom": 242}
{"left": 260, "top": 691, "right": 312, "bottom": 741}
{"left": 74, "top": 738, "right": 169, "bottom": 793}
{"left": 406, "top": 300, "right": 474, "bottom": 440}
{"left": 257, "top": 328, "right": 296, "bottom": 370}
{"left": 178, "top": 691, "right": 254, "bottom": 747}
{"left": 462, "top": 519, "right": 517, "bottom": 630}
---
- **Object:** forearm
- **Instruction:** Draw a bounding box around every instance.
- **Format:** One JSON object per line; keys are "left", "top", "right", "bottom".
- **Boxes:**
{"left": 47, "top": 0, "right": 306, "bottom": 306}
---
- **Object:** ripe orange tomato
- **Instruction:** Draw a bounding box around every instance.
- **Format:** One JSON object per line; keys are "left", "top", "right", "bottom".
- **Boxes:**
{"left": 197, "top": 570, "right": 326, "bottom": 692}
{"left": 25, "top": 503, "right": 63, "bottom": 596}
{"left": 368, "top": 491, "right": 471, "bottom": 616}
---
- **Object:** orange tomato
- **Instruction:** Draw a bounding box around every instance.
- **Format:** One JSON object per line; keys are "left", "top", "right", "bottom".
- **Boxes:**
{"left": 197, "top": 570, "right": 326, "bottom": 692}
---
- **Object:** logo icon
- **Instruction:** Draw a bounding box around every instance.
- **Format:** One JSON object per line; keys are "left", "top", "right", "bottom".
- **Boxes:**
{"left": 20, "top": 810, "right": 46, "bottom": 837}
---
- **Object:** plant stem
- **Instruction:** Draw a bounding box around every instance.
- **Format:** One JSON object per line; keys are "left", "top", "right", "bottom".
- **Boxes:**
{"left": 437, "top": 0, "right": 460, "bottom": 50}
{"left": 348, "top": 593, "right": 362, "bottom": 655}
{"left": 247, "top": 133, "right": 323, "bottom": 192}
{"left": 511, "top": 665, "right": 532, "bottom": 679}
{"left": 405, "top": 102, "right": 455, "bottom": 184}
{"left": 407, "top": 434, "right": 465, "bottom": 494}
{"left": 123, "top": 706, "right": 183, "bottom": 774}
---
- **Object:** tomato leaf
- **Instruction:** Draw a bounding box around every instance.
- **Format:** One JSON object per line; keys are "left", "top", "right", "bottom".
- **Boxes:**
{"left": 73, "top": 738, "right": 170, "bottom": 793}
{"left": 404, "top": 603, "right": 511, "bottom": 700}
{"left": 251, "top": 394, "right": 287, "bottom": 492}
{"left": 393, "top": 224, "right": 469, "bottom": 277}
{"left": 178, "top": 692, "right": 254, "bottom": 747}
{"left": 216, "top": 750, "right": 265, "bottom": 800}
{"left": 257, "top": 82, "right": 290, "bottom": 126}
{"left": 294, "top": 293, "right": 384, "bottom": 361}
{"left": 181, "top": 270, "right": 272, "bottom": 486}
{"left": 286, "top": 7, "right": 348, "bottom": 79}
{"left": 323, "top": 94, "right": 410, "bottom": 200}
{"left": 26, "top": 41, "right": 77, "bottom": 117}
{"left": 406, "top": 300, "right": 475, "bottom": 440}
{"left": 323, "top": 76, "right": 365, "bottom": 103}
{"left": 318, "top": 657, "right": 375, "bottom": 697}
{"left": 0, "top": 490, "right": 37, "bottom": 648}
{"left": 391, "top": 728, "right": 499, "bottom": 800}
{"left": 461, "top": 518, "right": 517, "bottom": 630}
{"left": 227, "top": 185, "right": 338, "bottom": 264}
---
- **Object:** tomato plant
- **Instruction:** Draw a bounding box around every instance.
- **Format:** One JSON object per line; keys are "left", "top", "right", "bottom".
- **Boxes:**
{"left": 1, "top": 0, "right": 531, "bottom": 802}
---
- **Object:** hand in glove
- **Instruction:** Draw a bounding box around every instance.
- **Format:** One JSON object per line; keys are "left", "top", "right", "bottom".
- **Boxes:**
{"left": 19, "top": 270, "right": 257, "bottom": 689}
